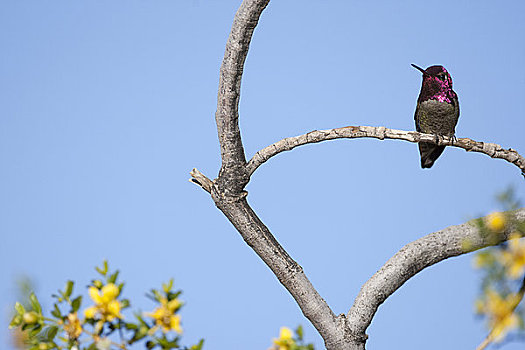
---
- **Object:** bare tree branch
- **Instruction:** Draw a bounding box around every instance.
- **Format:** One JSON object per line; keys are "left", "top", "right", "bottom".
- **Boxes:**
{"left": 246, "top": 126, "right": 525, "bottom": 177}
{"left": 208, "top": 1, "right": 360, "bottom": 348}
{"left": 215, "top": 0, "right": 270, "bottom": 195}
{"left": 347, "top": 208, "right": 525, "bottom": 338}
{"left": 212, "top": 196, "right": 358, "bottom": 349}
{"left": 195, "top": 0, "right": 525, "bottom": 349}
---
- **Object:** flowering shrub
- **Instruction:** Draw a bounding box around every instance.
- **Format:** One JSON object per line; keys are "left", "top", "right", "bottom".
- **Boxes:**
{"left": 269, "top": 326, "right": 314, "bottom": 350}
{"left": 9, "top": 261, "right": 203, "bottom": 350}
{"left": 472, "top": 190, "right": 525, "bottom": 347}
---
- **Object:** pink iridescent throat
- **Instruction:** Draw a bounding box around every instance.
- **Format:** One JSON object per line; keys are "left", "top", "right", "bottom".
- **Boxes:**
{"left": 424, "top": 75, "right": 454, "bottom": 103}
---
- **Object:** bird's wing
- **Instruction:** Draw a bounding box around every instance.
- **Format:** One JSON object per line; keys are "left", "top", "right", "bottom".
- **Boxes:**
{"left": 452, "top": 90, "right": 460, "bottom": 128}
{"left": 414, "top": 104, "right": 421, "bottom": 132}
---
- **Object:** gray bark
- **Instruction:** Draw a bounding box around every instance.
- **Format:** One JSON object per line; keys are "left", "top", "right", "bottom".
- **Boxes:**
{"left": 247, "top": 126, "right": 525, "bottom": 177}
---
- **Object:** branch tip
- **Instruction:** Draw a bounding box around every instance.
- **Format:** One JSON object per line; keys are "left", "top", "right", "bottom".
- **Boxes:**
{"left": 189, "top": 168, "right": 213, "bottom": 193}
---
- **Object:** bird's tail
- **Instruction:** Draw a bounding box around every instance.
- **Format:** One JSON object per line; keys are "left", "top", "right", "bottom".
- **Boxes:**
{"left": 418, "top": 142, "right": 445, "bottom": 169}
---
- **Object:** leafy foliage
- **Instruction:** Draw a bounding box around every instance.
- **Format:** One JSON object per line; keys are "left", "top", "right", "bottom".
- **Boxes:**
{"left": 9, "top": 261, "right": 204, "bottom": 350}
{"left": 473, "top": 189, "right": 525, "bottom": 345}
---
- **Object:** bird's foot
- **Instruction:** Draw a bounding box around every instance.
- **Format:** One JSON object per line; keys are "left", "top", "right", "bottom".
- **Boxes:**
{"left": 434, "top": 134, "right": 442, "bottom": 146}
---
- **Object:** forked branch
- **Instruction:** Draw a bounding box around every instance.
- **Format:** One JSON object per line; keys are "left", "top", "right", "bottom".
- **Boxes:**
{"left": 347, "top": 208, "right": 525, "bottom": 337}
{"left": 193, "top": 0, "right": 525, "bottom": 349}
{"left": 214, "top": 0, "right": 270, "bottom": 195}
{"left": 208, "top": 0, "right": 352, "bottom": 348}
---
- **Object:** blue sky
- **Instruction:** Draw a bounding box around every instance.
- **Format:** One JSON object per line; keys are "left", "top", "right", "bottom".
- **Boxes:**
{"left": 1, "top": 1, "right": 525, "bottom": 349}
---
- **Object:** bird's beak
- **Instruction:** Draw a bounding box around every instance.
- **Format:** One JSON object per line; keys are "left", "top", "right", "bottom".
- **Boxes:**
{"left": 411, "top": 64, "right": 427, "bottom": 75}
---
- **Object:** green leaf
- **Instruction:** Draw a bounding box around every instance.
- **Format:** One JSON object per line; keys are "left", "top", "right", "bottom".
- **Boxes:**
{"left": 71, "top": 296, "right": 82, "bottom": 312}
{"left": 22, "top": 322, "right": 41, "bottom": 332}
{"left": 108, "top": 270, "right": 120, "bottom": 284}
{"left": 51, "top": 304, "right": 61, "bottom": 318}
{"left": 157, "top": 337, "right": 169, "bottom": 347}
{"left": 14, "top": 301, "right": 26, "bottom": 315}
{"left": 295, "top": 325, "right": 304, "bottom": 341}
{"left": 167, "top": 291, "right": 182, "bottom": 301}
{"left": 134, "top": 313, "right": 149, "bottom": 326}
{"left": 43, "top": 326, "right": 59, "bottom": 341}
{"left": 9, "top": 314, "right": 23, "bottom": 328}
{"left": 27, "top": 324, "right": 42, "bottom": 338}
{"left": 120, "top": 298, "right": 130, "bottom": 309}
{"left": 163, "top": 337, "right": 180, "bottom": 349}
{"left": 133, "top": 326, "right": 149, "bottom": 342}
{"left": 124, "top": 322, "right": 138, "bottom": 330}
{"left": 64, "top": 281, "right": 74, "bottom": 298}
{"left": 95, "top": 260, "right": 109, "bottom": 276}
{"left": 162, "top": 279, "right": 174, "bottom": 293}
{"left": 152, "top": 289, "right": 163, "bottom": 301}
{"left": 93, "top": 279, "right": 103, "bottom": 289}
{"left": 29, "top": 293, "right": 42, "bottom": 314}
{"left": 192, "top": 339, "right": 205, "bottom": 350}
{"left": 87, "top": 342, "right": 97, "bottom": 350}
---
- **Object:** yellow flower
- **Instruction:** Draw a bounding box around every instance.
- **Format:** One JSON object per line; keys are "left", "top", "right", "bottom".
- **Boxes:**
{"left": 272, "top": 327, "right": 295, "bottom": 350}
{"left": 107, "top": 300, "right": 121, "bottom": 319}
{"left": 482, "top": 289, "right": 520, "bottom": 342}
{"left": 486, "top": 212, "right": 506, "bottom": 232}
{"left": 101, "top": 283, "right": 119, "bottom": 303}
{"left": 84, "top": 283, "right": 122, "bottom": 321}
{"left": 167, "top": 298, "right": 182, "bottom": 311}
{"left": 84, "top": 306, "right": 97, "bottom": 319}
{"left": 146, "top": 297, "right": 183, "bottom": 334}
{"left": 89, "top": 286, "right": 103, "bottom": 304}
{"left": 500, "top": 233, "right": 525, "bottom": 279}
{"left": 278, "top": 327, "right": 293, "bottom": 340}
{"left": 64, "top": 312, "right": 82, "bottom": 339}
{"left": 169, "top": 314, "right": 182, "bottom": 333}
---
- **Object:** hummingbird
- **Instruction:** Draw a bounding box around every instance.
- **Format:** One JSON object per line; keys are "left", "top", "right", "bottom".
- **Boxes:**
{"left": 412, "top": 64, "right": 460, "bottom": 168}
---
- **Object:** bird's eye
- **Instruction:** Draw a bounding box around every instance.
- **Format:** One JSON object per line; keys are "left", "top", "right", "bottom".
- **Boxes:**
{"left": 437, "top": 74, "right": 446, "bottom": 81}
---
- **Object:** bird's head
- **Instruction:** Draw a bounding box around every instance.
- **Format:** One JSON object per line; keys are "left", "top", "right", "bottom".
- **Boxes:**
{"left": 412, "top": 64, "right": 453, "bottom": 90}
{"left": 412, "top": 64, "right": 455, "bottom": 103}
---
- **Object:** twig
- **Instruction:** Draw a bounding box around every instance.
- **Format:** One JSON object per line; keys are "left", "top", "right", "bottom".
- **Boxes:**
{"left": 189, "top": 168, "right": 213, "bottom": 193}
